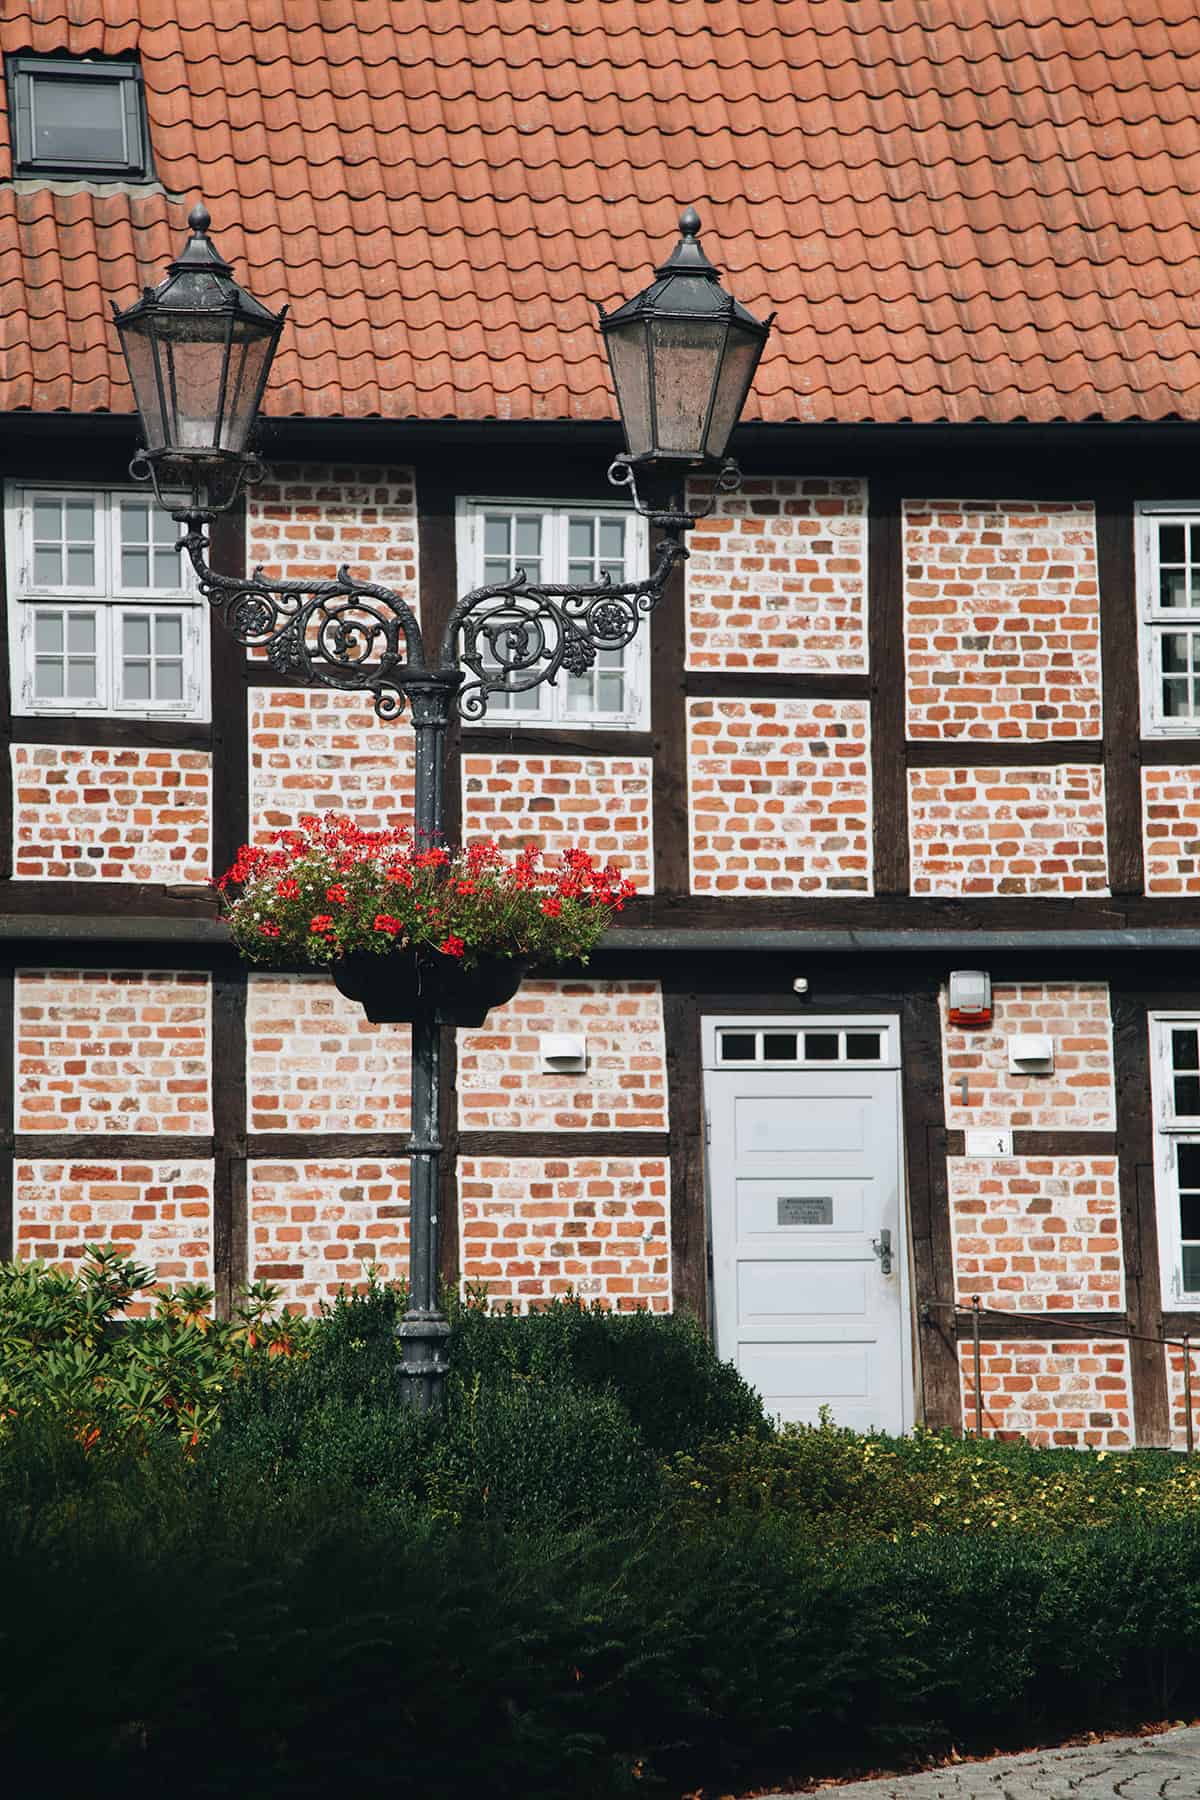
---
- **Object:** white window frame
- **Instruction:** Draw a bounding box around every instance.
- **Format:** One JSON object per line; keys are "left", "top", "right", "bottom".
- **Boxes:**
{"left": 1136, "top": 502, "right": 1200, "bottom": 737}
{"left": 1149, "top": 1011, "right": 1200, "bottom": 1307}
{"left": 701, "top": 1014, "right": 901, "bottom": 1070}
{"left": 454, "top": 497, "right": 650, "bottom": 728}
{"left": 5, "top": 483, "right": 208, "bottom": 721}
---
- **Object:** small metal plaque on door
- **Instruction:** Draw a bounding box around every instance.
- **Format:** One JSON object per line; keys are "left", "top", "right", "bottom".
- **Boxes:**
{"left": 778, "top": 1195, "right": 833, "bottom": 1226}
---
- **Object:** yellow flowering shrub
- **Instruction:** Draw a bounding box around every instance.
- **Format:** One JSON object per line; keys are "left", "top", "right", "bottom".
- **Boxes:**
{"left": 664, "top": 1411, "right": 1200, "bottom": 1540}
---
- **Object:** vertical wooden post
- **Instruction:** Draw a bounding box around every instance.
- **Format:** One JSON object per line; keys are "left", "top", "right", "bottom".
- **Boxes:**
{"left": 1185, "top": 1333, "right": 1194, "bottom": 1456}
{"left": 972, "top": 1295, "right": 983, "bottom": 1437}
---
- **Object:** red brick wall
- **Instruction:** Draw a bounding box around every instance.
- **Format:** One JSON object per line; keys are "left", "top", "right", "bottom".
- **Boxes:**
{"left": 245, "top": 974, "right": 410, "bottom": 1135}
{"left": 687, "top": 697, "right": 871, "bottom": 894}
{"left": 909, "top": 764, "right": 1108, "bottom": 895}
{"left": 685, "top": 476, "right": 867, "bottom": 672}
{"left": 15, "top": 970, "right": 211, "bottom": 1135}
{"left": 247, "top": 1159, "right": 409, "bottom": 1315}
{"left": 458, "top": 1156, "right": 670, "bottom": 1310}
{"left": 903, "top": 500, "right": 1101, "bottom": 741}
{"left": 959, "top": 1339, "right": 1133, "bottom": 1448}
{"left": 949, "top": 1157, "right": 1123, "bottom": 1312}
{"left": 1165, "top": 1345, "right": 1200, "bottom": 1452}
{"left": 460, "top": 754, "right": 654, "bottom": 887}
{"left": 15, "top": 1160, "right": 213, "bottom": 1302}
{"left": 457, "top": 980, "right": 667, "bottom": 1132}
{"left": 1142, "top": 766, "right": 1200, "bottom": 894}
{"left": 246, "top": 465, "right": 418, "bottom": 599}
{"left": 249, "top": 688, "right": 415, "bottom": 843}
{"left": 12, "top": 745, "right": 211, "bottom": 882}
{"left": 942, "top": 982, "right": 1115, "bottom": 1131}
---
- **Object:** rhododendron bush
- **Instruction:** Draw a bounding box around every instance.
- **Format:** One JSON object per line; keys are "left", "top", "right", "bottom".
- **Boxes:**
{"left": 217, "top": 813, "right": 637, "bottom": 969}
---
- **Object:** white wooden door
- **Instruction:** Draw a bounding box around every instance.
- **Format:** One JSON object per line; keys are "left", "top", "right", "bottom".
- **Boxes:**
{"left": 703, "top": 1018, "right": 908, "bottom": 1432}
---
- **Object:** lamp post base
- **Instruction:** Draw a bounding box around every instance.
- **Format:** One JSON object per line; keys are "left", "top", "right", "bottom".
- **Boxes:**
{"left": 397, "top": 1310, "right": 452, "bottom": 1412}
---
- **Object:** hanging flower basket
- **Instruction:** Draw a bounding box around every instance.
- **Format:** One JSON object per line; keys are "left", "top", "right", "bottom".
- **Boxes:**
{"left": 215, "top": 814, "right": 637, "bottom": 1023}
{"left": 330, "top": 946, "right": 529, "bottom": 1026}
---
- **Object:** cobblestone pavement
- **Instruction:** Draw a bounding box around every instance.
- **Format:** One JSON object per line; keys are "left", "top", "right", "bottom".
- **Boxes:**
{"left": 779, "top": 1726, "right": 1200, "bottom": 1797}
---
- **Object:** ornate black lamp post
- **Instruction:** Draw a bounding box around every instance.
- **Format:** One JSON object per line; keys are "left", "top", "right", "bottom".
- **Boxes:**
{"left": 114, "top": 201, "right": 772, "bottom": 1409}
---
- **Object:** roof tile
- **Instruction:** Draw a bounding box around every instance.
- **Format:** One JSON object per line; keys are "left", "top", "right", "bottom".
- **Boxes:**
{"left": 6, "top": 1, "right": 1200, "bottom": 422}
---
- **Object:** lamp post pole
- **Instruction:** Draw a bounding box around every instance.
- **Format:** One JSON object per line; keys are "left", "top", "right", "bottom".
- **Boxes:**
{"left": 114, "top": 203, "right": 773, "bottom": 1411}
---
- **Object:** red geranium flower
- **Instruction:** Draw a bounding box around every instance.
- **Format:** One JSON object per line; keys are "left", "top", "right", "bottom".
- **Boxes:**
{"left": 325, "top": 884, "right": 349, "bottom": 904}
{"left": 309, "top": 913, "right": 334, "bottom": 934}
{"left": 439, "top": 936, "right": 466, "bottom": 958}
{"left": 541, "top": 896, "right": 562, "bottom": 917}
{"left": 275, "top": 877, "right": 300, "bottom": 899}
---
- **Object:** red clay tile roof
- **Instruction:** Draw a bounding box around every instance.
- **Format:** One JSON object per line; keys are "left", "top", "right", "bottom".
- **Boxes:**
{"left": 5, "top": 1, "right": 1200, "bottom": 424}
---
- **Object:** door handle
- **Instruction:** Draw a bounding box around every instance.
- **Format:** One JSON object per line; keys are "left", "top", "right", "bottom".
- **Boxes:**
{"left": 872, "top": 1228, "right": 893, "bottom": 1275}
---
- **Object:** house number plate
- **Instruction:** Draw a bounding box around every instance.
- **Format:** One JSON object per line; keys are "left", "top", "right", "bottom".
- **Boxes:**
{"left": 778, "top": 1196, "right": 833, "bottom": 1226}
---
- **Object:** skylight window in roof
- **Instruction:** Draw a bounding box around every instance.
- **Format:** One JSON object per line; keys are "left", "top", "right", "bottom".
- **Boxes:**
{"left": 7, "top": 54, "right": 151, "bottom": 180}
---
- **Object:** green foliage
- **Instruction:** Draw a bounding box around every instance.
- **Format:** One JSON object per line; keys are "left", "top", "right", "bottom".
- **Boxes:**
{"left": 451, "top": 1292, "right": 767, "bottom": 1457}
{"left": 665, "top": 1409, "right": 1200, "bottom": 1538}
{"left": 0, "top": 1248, "right": 314, "bottom": 1453}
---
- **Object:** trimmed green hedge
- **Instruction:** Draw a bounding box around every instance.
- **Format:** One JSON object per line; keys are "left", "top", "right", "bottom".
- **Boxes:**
{"left": 4, "top": 1429, "right": 1200, "bottom": 1796}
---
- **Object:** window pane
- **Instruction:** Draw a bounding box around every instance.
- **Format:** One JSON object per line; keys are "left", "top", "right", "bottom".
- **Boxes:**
{"left": 719, "top": 1033, "right": 756, "bottom": 1062}
{"left": 1163, "top": 633, "right": 1191, "bottom": 674}
{"left": 153, "top": 546, "right": 182, "bottom": 588}
{"left": 564, "top": 675, "right": 592, "bottom": 715}
{"left": 155, "top": 615, "right": 183, "bottom": 656}
{"left": 66, "top": 547, "right": 94, "bottom": 587}
{"left": 34, "top": 613, "right": 63, "bottom": 654}
{"left": 67, "top": 614, "right": 95, "bottom": 653}
{"left": 846, "top": 1032, "right": 882, "bottom": 1061}
{"left": 121, "top": 501, "right": 150, "bottom": 547}
{"left": 596, "top": 671, "right": 625, "bottom": 712}
{"left": 153, "top": 510, "right": 177, "bottom": 547}
{"left": 763, "top": 1033, "right": 797, "bottom": 1061}
{"left": 1160, "top": 568, "right": 1187, "bottom": 609}
{"left": 66, "top": 658, "right": 96, "bottom": 698}
{"left": 123, "top": 548, "right": 150, "bottom": 587}
{"left": 1164, "top": 676, "right": 1191, "bottom": 716}
{"left": 568, "top": 519, "right": 593, "bottom": 560}
{"left": 483, "top": 516, "right": 509, "bottom": 557}
{"left": 34, "top": 659, "right": 64, "bottom": 698}
{"left": 1178, "top": 1143, "right": 1200, "bottom": 1188}
{"left": 514, "top": 518, "right": 540, "bottom": 560}
{"left": 599, "top": 520, "right": 625, "bottom": 561}
{"left": 1181, "top": 1195, "right": 1200, "bottom": 1240}
{"left": 123, "top": 661, "right": 151, "bottom": 701}
{"left": 33, "top": 547, "right": 61, "bottom": 586}
{"left": 483, "top": 559, "right": 510, "bottom": 587}
{"left": 32, "top": 74, "right": 127, "bottom": 165}
{"left": 1184, "top": 1244, "right": 1200, "bottom": 1293}
{"left": 123, "top": 614, "right": 151, "bottom": 657}
{"left": 32, "top": 498, "right": 60, "bottom": 541}
{"left": 600, "top": 559, "right": 625, "bottom": 587}
{"left": 1176, "top": 1076, "right": 1200, "bottom": 1117}
{"left": 64, "top": 499, "right": 93, "bottom": 543}
{"left": 156, "top": 661, "right": 183, "bottom": 701}
{"left": 567, "top": 561, "right": 593, "bottom": 586}
{"left": 804, "top": 1033, "right": 839, "bottom": 1061}
{"left": 1160, "top": 525, "right": 1187, "bottom": 562}
{"left": 1174, "top": 1030, "right": 1200, "bottom": 1071}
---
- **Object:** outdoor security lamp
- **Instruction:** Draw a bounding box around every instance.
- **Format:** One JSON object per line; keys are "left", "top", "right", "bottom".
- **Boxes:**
{"left": 599, "top": 205, "right": 773, "bottom": 472}
{"left": 112, "top": 204, "right": 286, "bottom": 507}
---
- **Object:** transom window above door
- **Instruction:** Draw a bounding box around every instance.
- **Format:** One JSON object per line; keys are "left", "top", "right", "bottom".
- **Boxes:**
{"left": 1137, "top": 505, "right": 1200, "bottom": 734}
{"left": 6, "top": 487, "right": 208, "bottom": 719}
{"left": 455, "top": 500, "right": 649, "bottom": 727}
{"left": 710, "top": 1021, "right": 898, "bottom": 1069}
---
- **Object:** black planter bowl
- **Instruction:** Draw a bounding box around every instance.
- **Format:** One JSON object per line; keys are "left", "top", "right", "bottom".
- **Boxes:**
{"left": 331, "top": 949, "right": 529, "bottom": 1025}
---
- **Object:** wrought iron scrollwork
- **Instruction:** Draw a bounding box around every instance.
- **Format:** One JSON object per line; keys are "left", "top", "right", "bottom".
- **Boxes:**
{"left": 176, "top": 515, "right": 425, "bottom": 722}
{"left": 172, "top": 460, "right": 729, "bottom": 724}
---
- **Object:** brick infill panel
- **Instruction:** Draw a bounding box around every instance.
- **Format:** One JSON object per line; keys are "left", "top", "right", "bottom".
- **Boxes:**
{"left": 909, "top": 763, "right": 1108, "bottom": 895}
{"left": 687, "top": 696, "right": 871, "bottom": 894}
{"left": 942, "top": 982, "right": 1115, "bottom": 1131}
{"left": 904, "top": 499, "right": 1101, "bottom": 741}
{"left": 15, "top": 970, "right": 212, "bottom": 1135}
{"left": 249, "top": 687, "right": 415, "bottom": 843}
{"left": 959, "top": 1337, "right": 1133, "bottom": 1448}
{"left": 461, "top": 754, "right": 653, "bottom": 888}
{"left": 685, "top": 476, "right": 867, "bottom": 673}
{"left": 247, "top": 1158, "right": 410, "bottom": 1315}
{"left": 246, "top": 974, "right": 410, "bottom": 1135}
{"left": 949, "top": 1156, "right": 1123, "bottom": 1313}
{"left": 246, "top": 464, "right": 418, "bottom": 599}
{"left": 15, "top": 1160, "right": 214, "bottom": 1304}
{"left": 457, "top": 979, "right": 666, "bottom": 1133}
{"left": 459, "top": 1155, "right": 670, "bottom": 1311}
{"left": 12, "top": 744, "right": 211, "bottom": 882}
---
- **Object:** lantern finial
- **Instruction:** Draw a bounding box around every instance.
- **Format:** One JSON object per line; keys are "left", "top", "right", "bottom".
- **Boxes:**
{"left": 187, "top": 201, "right": 212, "bottom": 236}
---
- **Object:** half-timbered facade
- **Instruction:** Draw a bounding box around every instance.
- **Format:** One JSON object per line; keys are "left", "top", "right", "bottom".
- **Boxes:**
{"left": 7, "top": 1, "right": 1200, "bottom": 1447}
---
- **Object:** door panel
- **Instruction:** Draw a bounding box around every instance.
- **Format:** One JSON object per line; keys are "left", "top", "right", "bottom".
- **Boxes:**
{"left": 706, "top": 1057, "right": 906, "bottom": 1432}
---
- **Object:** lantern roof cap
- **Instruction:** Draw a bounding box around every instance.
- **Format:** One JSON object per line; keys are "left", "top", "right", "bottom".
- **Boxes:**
{"left": 119, "top": 200, "right": 283, "bottom": 326}
{"left": 598, "top": 206, "right": 772, "bottom": 338}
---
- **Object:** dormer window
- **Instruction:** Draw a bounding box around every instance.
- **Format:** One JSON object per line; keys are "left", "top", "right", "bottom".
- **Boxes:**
{"left": 7, "top": 54, "right": 151, "bottom": 180}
